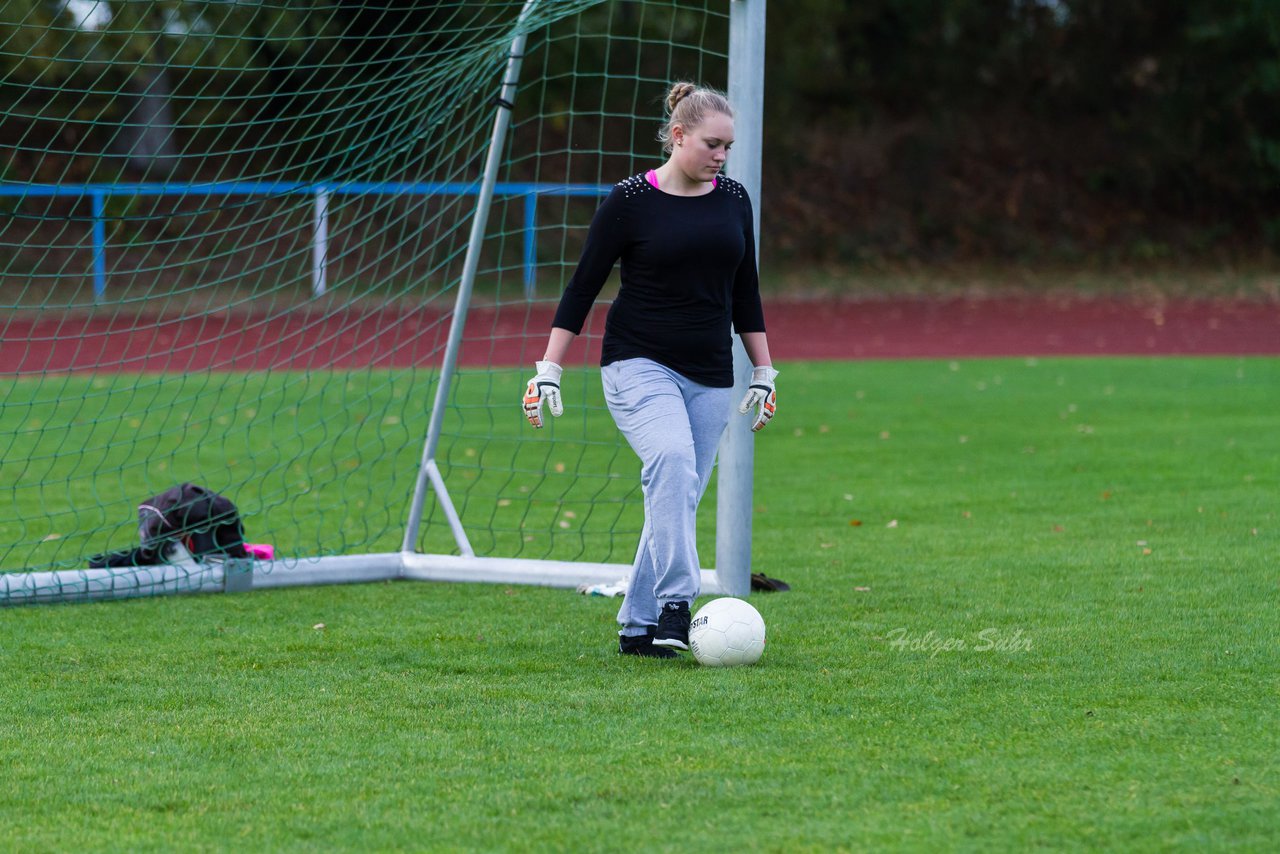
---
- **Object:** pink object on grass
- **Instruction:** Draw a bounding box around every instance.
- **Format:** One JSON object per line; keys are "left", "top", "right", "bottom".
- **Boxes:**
{"left": 245, "top": 543, "right": 274, "bottom": 560}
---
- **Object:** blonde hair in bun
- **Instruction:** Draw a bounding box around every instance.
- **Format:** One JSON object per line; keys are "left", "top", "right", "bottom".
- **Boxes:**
{"left": 658, "top": 81, "right": 732, "bottom": 155}
{"left": 666, "top": 82, "right": 698, "bottom": 113}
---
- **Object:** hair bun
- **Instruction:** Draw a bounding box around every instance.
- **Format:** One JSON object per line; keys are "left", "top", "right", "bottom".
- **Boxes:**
{"left": 666, "top": 82, "right": 697, "bottom": 113}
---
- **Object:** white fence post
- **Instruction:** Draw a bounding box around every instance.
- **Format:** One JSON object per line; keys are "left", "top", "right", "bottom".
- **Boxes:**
{"left": 312, "top": 187, "right": 330, "bottom": 296}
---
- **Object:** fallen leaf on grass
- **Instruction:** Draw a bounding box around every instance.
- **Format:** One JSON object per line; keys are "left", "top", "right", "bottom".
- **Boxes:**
{"left": 849, "top": 519, "right": 862, "bottom": 527}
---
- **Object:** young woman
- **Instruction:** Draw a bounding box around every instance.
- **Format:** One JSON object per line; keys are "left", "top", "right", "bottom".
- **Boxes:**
{"left": 523, "top": 82, "right": 777, "bottom": 658}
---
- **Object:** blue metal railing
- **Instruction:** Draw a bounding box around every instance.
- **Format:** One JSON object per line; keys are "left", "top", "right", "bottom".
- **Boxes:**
{"left": 0, "top": 181, "right": 612, "bottom": 301}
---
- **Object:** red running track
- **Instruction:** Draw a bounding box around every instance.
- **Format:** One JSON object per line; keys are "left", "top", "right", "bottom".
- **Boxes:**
{"left": 2, "top": 297, "right": 1277, "bottom": 374}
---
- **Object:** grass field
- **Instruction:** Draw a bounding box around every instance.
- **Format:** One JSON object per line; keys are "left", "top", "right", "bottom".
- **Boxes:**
{"left": 2, "top": 357, "right": 1277, "bottom": 850}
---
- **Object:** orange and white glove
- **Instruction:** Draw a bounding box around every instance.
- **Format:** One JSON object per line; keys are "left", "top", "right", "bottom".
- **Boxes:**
{"left": 522, "top": 360, "right": 563, "bottom": 428}
{"left": 737, "top": 365, "right": 778, "bottom": 432}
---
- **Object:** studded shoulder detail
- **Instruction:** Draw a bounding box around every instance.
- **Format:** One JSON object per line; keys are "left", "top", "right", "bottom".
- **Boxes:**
{"left": 616, "top": 173, "right": 653, "bottom": 200}
{"left": 716, "top": 175, "right": 748, "bottom": 201}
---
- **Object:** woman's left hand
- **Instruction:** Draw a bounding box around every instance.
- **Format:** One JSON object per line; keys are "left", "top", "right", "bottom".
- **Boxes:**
{"left": 738, "top": 366, "right": 778, "bottom": 432}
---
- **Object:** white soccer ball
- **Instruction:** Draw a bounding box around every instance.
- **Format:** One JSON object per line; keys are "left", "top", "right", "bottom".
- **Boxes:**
{"left": 689, "top": 597, "right": 766, "bottom": 667}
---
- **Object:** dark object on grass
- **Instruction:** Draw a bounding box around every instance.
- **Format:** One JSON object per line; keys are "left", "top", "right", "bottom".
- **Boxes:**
{"left": 88, "top": 483, "right": 248, "bottom": 568}
{"left": 750, "top": 572, "right": 791, "bottom": 592}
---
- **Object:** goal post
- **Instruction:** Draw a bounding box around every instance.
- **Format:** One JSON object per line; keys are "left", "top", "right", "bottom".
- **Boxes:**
{"left": 717, "top": 0, "right": 767, "bottom": 597}
{"left": 0, "top": 0, "right": 766, "bottom": 606}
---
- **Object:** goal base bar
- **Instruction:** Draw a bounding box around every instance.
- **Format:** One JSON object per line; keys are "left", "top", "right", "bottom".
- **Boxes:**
{"left": 0, "top": 552, "right": 725, "bottom": 606}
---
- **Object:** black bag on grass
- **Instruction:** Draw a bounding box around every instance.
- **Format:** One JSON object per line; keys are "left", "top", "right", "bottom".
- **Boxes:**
{"left": 89, "top": 483, "right": 248, "bottom": 568}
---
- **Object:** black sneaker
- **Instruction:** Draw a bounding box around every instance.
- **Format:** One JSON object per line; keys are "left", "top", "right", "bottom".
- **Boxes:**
{"left": 652, "top": 601, "right": 691, "bottom": 650}
{"left": 618, "top": 631, "right": 678, "bottom": 659}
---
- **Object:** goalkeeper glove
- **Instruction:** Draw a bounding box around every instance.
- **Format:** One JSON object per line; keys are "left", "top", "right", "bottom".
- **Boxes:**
{"left": 523, "top": 360, "right": 563, "bottom": 428}
{"left": 737, "top": 365, "right": 778, "bottom": 432}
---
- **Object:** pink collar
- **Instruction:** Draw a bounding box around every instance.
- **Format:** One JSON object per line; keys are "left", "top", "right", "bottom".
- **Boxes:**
{"left": 646, "top": 169, "right": 717, "bottom": 191}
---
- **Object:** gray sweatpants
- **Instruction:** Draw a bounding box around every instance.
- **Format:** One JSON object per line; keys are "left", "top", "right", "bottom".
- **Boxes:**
{"left": 602, "top": 358, "right": 732, "bottom": 637}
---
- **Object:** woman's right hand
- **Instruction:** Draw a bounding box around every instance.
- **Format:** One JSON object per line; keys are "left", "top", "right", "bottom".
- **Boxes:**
{"left": 522, "top": 360, "right": 564, "bottom": 428}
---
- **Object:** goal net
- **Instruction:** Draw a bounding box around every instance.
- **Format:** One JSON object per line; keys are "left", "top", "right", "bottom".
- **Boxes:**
{"left": 0, "top": 0, "right": 761, "bottom": 604}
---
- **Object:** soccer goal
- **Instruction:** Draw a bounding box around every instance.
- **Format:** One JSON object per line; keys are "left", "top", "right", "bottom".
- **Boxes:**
{"left": 0, "top": 0, "right": 766, "bottom": 605}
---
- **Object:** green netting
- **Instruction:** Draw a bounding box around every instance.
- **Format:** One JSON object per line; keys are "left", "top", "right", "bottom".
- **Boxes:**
{"left": 0, "top": 1, "right": 730, "bottom": 585}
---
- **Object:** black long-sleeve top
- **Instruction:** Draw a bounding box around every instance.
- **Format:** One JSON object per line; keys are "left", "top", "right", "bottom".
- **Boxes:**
{"left": 551, "top": 173, "right": 766, "bottom": 388}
